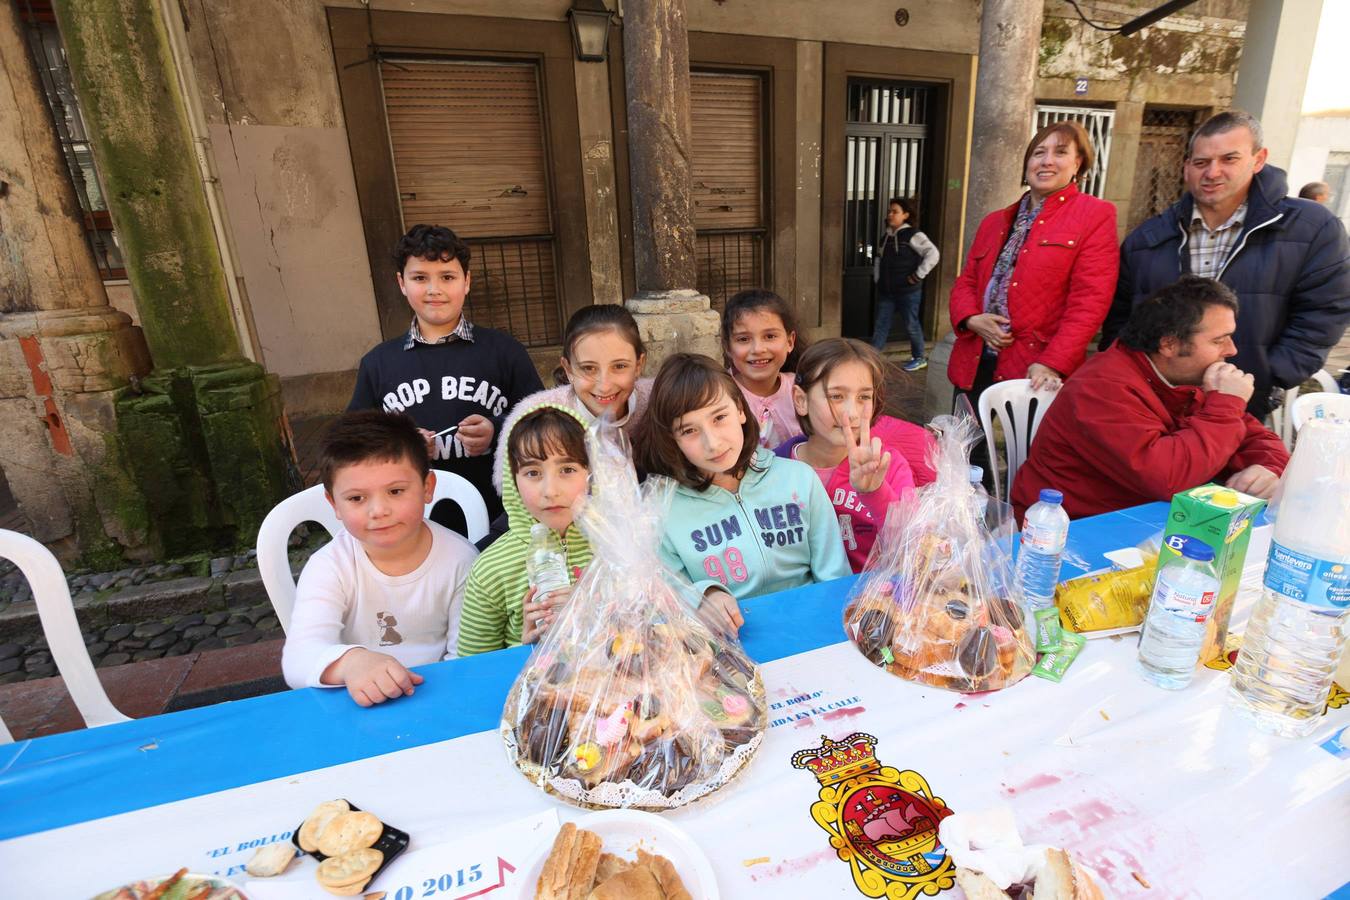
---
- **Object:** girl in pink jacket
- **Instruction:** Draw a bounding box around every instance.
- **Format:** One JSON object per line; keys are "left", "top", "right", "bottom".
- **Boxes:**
{"left": 775, "top": 339, "right": 916, "bottom": 571}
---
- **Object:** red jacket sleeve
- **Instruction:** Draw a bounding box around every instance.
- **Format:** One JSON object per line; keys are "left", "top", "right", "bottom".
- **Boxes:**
{"left": 1037, "top": 201, "right": 1120, "bottom": 377}
{"left": 1223, "top": 415, "right": 1291, "bottom": 478}
{"left": 949, "top": 217, "right": 994, "bottom": 330}
{"left": 1071, "top": 387, "right": 1253, "bottom": 502}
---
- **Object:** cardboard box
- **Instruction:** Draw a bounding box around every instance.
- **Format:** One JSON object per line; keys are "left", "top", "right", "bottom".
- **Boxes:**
{"left": 1156, "top": 484, "right": 1266, "bottom": 666}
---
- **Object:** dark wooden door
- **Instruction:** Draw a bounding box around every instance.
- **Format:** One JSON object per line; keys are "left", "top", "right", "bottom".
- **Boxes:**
{"left": 842, "top": 82, "right": 935, "bottom": 340}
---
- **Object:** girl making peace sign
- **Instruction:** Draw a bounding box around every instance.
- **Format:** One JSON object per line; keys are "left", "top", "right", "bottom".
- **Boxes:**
{"left": 777, "top": 339, "right": 916, "bottom": 571}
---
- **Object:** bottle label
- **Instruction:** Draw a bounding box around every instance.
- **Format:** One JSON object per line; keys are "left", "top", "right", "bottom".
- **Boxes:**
{"left": 1022, "top": 522, "right": 1065, "bottom": 553}
{"left": 1263, "top": 542, "right": 1350, "bottom": 610}
{"left": 1154, "top": 578, "right": 1216, "bottom": 623}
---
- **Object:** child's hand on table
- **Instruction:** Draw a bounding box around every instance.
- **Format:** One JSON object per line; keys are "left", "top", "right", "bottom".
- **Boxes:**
{"left": 699, "top": 587, "right": 744, "bottom": 638}
{"left": 324, "top": 647, "right": 424, "bottom": 707}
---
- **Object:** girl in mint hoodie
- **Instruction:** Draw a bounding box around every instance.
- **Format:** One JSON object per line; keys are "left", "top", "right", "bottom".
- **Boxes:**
{"left": 634, "top": 354, "right": 849, "bottom": 637}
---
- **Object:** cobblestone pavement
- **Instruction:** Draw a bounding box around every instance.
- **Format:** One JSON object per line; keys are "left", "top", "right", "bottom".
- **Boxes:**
{"left": 0, "top": 528, "right": 325, "bottom": 683}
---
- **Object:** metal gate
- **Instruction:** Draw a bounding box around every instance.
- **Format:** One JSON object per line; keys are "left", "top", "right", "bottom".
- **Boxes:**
{"left": 1128, "top": 107, "right": 1199, "bottom": 231}
{"left": 842, "top": 81, "right": 935, "bottom": 341}
{"left": 1034, "top": 105, "right": 1114, "bottom": 199}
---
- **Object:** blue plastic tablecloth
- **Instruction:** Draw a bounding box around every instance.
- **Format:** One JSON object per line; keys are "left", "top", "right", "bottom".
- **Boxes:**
{"left": 0, "top": 504, "right": 1168, "bottom": 839}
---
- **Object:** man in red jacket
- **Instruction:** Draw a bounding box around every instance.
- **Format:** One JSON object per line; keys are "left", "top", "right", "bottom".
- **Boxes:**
{"left": 1013, "top": 276, "right": 1289, "bottom": 521}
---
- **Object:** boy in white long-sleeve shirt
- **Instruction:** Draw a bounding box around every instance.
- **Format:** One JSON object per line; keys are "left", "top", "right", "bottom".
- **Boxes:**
{"left": 281, "top": 411, "right": 478, "bottom": 706}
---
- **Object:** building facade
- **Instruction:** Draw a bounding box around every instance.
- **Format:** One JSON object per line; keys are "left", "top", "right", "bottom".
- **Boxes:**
{"left": 18, "top": 0, "right": 1250, "bottom": 415}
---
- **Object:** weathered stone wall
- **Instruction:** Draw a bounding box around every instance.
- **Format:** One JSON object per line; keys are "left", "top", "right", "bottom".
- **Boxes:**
{"left": 177, "top": 0, "right": 382, "bottom": 412}
{"left": 1037, "top": 0, "right": 1248, "bottom": 234}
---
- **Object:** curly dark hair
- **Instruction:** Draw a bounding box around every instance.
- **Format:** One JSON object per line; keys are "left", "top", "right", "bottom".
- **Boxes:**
{"left": 319, "top": 410, "right": 429, "bottom": 493}
{"left": 393, "top": 224, "right": 471, "bottom": 274}
{"left": 1117, "top": 275, "right": 1239, "bottom": 354}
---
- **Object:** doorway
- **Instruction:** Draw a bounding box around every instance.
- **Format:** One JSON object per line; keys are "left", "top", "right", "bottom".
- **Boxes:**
{"left": 841, "top": 81, "right": 937, "bottom": 341}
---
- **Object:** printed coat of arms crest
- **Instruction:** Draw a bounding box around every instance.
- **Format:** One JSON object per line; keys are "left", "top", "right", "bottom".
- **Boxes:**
{"left": 793, "top": 732, "right": 955, "bottom": 898}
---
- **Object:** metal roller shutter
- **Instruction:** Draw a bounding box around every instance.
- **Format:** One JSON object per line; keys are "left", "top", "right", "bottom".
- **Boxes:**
{"left": 381, "top": 59, "right": 562, "bottom": 346}
{"left": 691, "top": 71, "right": 766, "bottom": 310}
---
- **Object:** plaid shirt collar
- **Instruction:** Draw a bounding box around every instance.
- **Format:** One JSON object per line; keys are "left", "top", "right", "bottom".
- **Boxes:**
{"left": 403, "top": 314, "right": 474, "bottom": 350}
{"left": 1189, "top": 200, "right": 1247, "bottom": 235}
{"left": 1186, "top": 200, "right": 1247, "bottom": 278}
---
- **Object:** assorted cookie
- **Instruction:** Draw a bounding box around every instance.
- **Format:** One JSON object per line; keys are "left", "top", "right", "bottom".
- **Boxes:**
{"left": 276, "top": 800, "right": 404, "bottom": 896}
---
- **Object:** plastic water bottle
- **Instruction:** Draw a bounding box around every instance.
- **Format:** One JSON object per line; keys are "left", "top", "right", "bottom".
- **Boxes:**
{"left": 526, "top": 523, "right": 570, "bottom": 595}
{"left": 1229, "top": 420, "right": 1350, "bottom": 737}
{"left": 1137, "top": 542, "right": 1220, "bottom": 689}
{"left": 1015, "top": 489, "right": 1070, "bottom": 612}
{"left": 968, "top": 466, "right": 989, "bottom": 525}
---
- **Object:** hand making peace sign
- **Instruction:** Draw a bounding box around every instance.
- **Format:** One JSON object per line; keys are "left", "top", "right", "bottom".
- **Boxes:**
{"left": 840, "top": 414, "right": 892, "bottom": 495}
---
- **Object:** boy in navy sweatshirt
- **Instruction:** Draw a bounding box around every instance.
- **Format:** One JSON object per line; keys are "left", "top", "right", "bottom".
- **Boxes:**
{"left": 349, "top": 225, "right": 543, "bottom": 523}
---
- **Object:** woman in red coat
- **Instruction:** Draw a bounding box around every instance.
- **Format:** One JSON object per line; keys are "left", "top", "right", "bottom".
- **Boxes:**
{"left": 948, "top": 121, "right": 1119, "bottom": 407}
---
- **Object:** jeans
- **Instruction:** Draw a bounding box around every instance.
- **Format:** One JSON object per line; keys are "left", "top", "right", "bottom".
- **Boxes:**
{"left": 871, "top": 284, "right": 925, "bottom": 358}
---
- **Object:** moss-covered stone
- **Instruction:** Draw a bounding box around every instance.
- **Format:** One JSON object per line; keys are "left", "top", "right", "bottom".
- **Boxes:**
{"left": 116, "top": 362, "right": 298, "bottom": 557}
{"left": 1039, "top": 17, "right": 1073, "bottom": 71}
{"left": 51, "top": 0, "right": 238, "bottom": 370}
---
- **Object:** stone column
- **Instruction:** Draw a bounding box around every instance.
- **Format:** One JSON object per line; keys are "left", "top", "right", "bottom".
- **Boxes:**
{"left": 0, "top": 0, "right": 154, "bottom": 563}
{"left": 51, "top": 0, "right": 298, "bottom": 558}
{"left": 621, "top": 0, "right": 719, "bottom": 365}
{"left": 963, "top": 0, "right": 1045, "bottom": 253}
{"left": 1233, "top": 0, "right": 1323, "bottom": 169}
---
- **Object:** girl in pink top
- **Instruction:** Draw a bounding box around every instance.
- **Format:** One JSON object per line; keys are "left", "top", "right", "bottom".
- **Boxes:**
{"left": 722, "top": 290, "right": 805, "bottom": 449}
{"left": 775, "top": 339, "right": 916, "bottom": 571}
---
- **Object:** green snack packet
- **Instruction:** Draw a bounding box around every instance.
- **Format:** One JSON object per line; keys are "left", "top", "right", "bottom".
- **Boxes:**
{"left": 1033, "top": 607, "right": 1063, "bottom": 653}
{"left": 1033, "top": 631, "right": 1086, "bottom": 683}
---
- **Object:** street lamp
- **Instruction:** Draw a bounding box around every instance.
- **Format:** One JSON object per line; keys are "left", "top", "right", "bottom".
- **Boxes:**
{"left": 568, "top": 0, "right": 613, "bottom": 62}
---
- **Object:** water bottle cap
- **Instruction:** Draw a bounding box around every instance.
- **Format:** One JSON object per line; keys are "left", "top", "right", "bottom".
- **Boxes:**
{"left": 530, "top": 522, "right": 551, "bottom": 538}
{"left": 1038, "top": 489, "right": 1063, "bottom": 504}
{"left": 1179, "top": 541, "right": 1215, "bottom": 562}
{"left": 968, "top": 466, "right": 983, "bottom": 483}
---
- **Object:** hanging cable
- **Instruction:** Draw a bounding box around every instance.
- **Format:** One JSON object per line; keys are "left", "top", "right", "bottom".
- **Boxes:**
{"left": 1062, "top": 0, "right": 1121, "bottom": 33}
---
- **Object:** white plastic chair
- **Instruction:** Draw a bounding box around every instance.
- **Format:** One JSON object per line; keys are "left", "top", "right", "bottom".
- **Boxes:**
{"left": 1271, "top": 369, "right": 1339, "bottom": 449}
{"left": 977, "top": 379, "right": 1060, "bottom": 503}
{"left": 0, "top": 530, "right": 131, "bottom": 729}
{"left": 1291, "top": 392, "right": 1350, "bottom": 434}
{"left": 256, "top": 472, "right": 489, "bottom": 632}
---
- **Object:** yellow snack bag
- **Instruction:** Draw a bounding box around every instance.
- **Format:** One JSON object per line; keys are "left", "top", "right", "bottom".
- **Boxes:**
{"left": 1055, "top": 565, "right": 1156, "bottom": 632}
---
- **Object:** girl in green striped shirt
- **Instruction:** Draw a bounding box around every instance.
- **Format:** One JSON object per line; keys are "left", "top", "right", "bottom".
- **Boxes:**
{"left": 457, "top": 403, "right": 594, "bottom": 655}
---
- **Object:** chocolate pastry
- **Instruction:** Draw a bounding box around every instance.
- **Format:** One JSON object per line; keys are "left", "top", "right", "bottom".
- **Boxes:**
{"left": 988, "top": 595, "right": 1024, "bottom": 630}
{"left": 626, "top": 735, "right": 699, "bottom": 793}
{"left": 521, "top": 696, "right": 571, "bottom": 770}
{"left": 634, "top": 692, "right": 661, "bottom": 721}
{"left": 956, "top": 626, "right": 1000, "bottom": 682}
{"left": 854, "top": 607, "right": 897, "bottom": 664}
{"left": 720, "top": 726, "right": 758, "bottom": 751}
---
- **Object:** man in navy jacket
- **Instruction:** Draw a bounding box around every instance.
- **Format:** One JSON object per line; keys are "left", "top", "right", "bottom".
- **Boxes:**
{"left": 1100, "top": 111, "right": 1350, "bottom": 419}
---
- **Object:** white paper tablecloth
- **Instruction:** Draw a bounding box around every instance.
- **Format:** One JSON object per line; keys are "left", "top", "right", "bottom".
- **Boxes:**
{"left": 8, "top": 632, "right": 1347, "bottom": 899}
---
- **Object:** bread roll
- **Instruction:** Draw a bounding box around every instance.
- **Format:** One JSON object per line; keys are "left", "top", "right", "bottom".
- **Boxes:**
{"left": 585, "top": 867, "right": 662, "bottom": 900}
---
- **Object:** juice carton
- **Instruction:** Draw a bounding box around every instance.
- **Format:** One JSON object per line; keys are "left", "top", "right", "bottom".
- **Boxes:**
{"left": 1156, "top": 484, "right": 1266, "bottom": 665}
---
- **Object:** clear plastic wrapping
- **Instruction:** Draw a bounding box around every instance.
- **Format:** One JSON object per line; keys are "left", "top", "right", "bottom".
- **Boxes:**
{"left": 501, "top": 421, "right": 766, "bottom": 810}
{"left": 844, "top": 407, "right": 1036, "bottom": 692}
